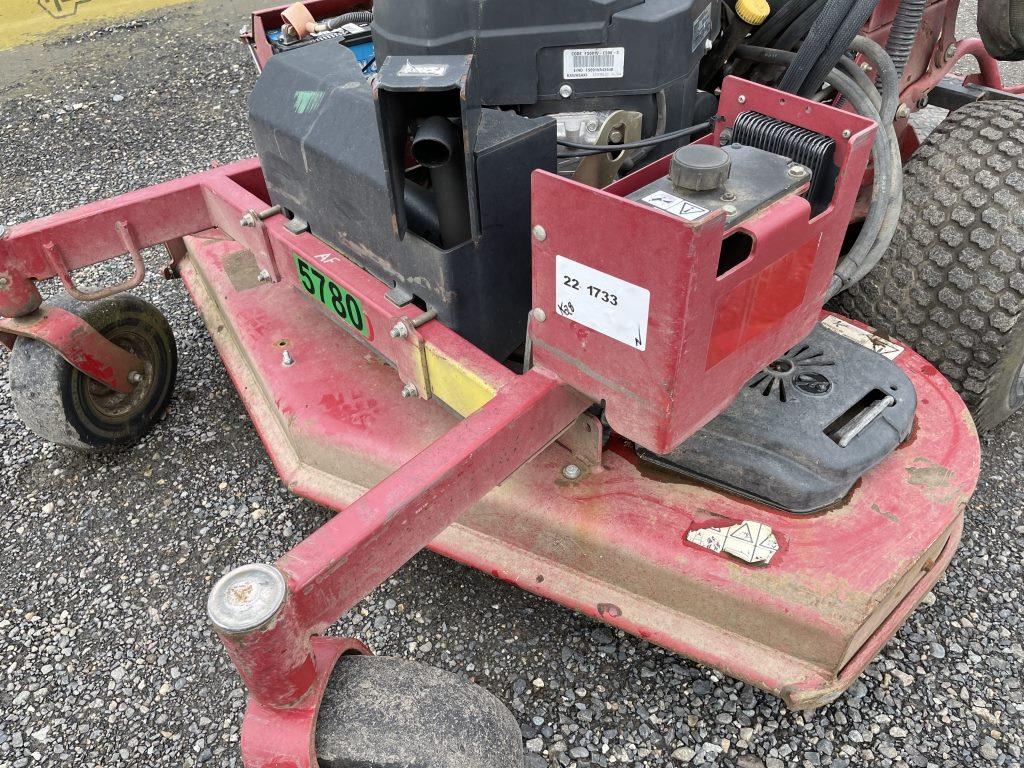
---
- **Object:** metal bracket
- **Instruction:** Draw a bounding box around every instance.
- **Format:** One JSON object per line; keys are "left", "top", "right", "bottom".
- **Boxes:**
{"left": 0, "top": 307, "right": 146, "bottom": 393}
{"left": 390, "top": 309, "right": 438, "bottom": 401}
{"left": 43, "top": 220, "right": 145, "bottom": 302}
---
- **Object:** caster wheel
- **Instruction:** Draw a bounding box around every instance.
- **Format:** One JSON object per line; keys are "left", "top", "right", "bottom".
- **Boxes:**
{"left": 316, "top": 655, "right": 524, "bottom": 768}
{"left": 9, "top": 293, "right": 177, "bottom": 450}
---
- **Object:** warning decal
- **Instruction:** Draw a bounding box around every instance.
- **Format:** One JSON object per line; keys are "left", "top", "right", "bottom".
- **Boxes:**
{"left": 642, "top": 191, "right": 711, "bottom": 222}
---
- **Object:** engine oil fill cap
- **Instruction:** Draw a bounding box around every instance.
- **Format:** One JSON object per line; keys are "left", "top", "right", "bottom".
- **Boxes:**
{"left": 670, "top": 144, "right": 732, "bottom": 192}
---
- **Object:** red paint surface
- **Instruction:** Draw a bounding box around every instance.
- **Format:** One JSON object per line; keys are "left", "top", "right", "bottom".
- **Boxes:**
{"left": 181, "top": 232, "right": 977, "bottom": 741}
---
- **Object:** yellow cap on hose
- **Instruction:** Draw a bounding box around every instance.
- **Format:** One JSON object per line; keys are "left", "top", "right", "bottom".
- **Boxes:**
{"left": 736, "top": 0, "right": 771, "bottom": 25}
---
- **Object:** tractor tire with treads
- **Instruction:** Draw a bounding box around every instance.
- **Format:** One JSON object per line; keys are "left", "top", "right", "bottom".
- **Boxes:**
{"left": 836, "top": 100, "right": 1024, "bottom": 433}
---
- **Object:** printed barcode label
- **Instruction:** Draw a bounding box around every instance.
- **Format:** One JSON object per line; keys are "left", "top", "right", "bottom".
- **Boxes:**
{"left": 563, "top": 47, "right": 626, "bottom": 80}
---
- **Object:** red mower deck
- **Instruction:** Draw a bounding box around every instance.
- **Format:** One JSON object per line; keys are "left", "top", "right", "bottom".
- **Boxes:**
{"left": 179, "top": 223, "right": 978, "bottom": 710}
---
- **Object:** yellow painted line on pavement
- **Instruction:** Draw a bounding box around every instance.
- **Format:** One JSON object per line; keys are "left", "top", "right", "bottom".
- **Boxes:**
{"left": 0, "top": 0, "right": 192, "bottom": 50}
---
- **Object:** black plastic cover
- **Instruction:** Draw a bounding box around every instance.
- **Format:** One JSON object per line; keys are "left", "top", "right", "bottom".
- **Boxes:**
{"left": 637, "top": 322, "right": 918, "bottom": 513}
{"left": 372, "top": 0, "right": 718, "bottom": 107}
{"left": 249, "top": 41, "right": 556, "bottom": 360}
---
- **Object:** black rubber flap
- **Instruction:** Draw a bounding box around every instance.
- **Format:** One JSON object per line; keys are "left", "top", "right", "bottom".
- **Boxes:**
{"left": 316, "top": 655, "right": 524, "bottom": 768}
{"left": 637, "top": 321, "right": 917, "bottom": 513}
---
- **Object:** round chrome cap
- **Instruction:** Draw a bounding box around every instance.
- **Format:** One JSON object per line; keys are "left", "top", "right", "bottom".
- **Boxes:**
{"left": 207, "top": 563, "right": 287, "bottom": 633}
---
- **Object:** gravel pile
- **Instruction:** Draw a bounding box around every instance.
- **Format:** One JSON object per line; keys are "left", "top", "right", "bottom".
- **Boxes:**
{"left": 0, "top": 4, "right": 1022, "bottom": 767}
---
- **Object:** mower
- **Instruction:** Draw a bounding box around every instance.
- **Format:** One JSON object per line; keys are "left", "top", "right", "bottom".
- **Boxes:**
{"left": 2, "top": 0, "right": 1022, "bottom": 764}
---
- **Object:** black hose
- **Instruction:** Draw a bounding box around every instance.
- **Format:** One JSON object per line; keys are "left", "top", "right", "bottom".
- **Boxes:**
{"left": 777, "top": 0, "right": 858, "bottom": 92}
{"left": 883, "top": 0, "right": 926, "bottom": 79}
{"left": 797, "top": 0, "right": 882, "bottom": 97}
{"left": 323, "top": 10, "right": 373, "bottom": 30}
{"left": 749, "top": 0, "right": 818, "bottom": 47}
{"left": 774, "top": 0, "right": 829, "bottom": 52}
{"left": 734, "top": 45, "right": 902, "bottom": 298}
{"left": 836, "top": 54, "right": 882, "bottom": 113}
{"left": 829, "top": 37, "right": 903, "bottom": 293}
{"left": 851, "top": 35, "right": 898, "bottom": 121}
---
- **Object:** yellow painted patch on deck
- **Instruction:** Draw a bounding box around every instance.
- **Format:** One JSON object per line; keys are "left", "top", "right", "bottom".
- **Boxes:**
{"left": 0, "top": 0, "right": 192, "bottom": 50}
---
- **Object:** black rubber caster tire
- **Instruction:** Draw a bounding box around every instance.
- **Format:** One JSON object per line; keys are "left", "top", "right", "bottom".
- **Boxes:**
{"left": 9, "top": 293, "right": 177, "bottom": 450}
{"left": 835, "top": 100, "right": 1024, "bottom": 433}
{"left": 316, "top": 655, "right": 524, "bottom": 768}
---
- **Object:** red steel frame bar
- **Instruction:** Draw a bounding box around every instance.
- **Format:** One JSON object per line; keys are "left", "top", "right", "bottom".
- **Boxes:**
{"left": 213, "top": 368, "right": 587, "bottom": 704}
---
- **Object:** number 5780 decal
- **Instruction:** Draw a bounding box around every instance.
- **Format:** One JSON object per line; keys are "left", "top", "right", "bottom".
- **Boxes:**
{"left": 293, "top": 255, "right": 372, "bottom": 339}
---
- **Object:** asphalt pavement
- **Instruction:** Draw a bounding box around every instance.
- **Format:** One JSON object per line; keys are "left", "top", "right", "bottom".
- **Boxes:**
{"left": 0, "top": 3, "right": 1022, "bottom": 767}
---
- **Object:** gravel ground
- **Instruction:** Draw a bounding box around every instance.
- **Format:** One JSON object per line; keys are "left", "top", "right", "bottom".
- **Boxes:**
{"left": 1, "top": 4, "right": 1023, "bottom": 768}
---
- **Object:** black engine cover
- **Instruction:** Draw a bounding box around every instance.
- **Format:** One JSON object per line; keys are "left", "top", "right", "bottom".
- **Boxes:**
{"left": 637, "top": 321, "right": 917, "bottom": 513}
{"left": 372, "top": 0, "right": 718, "bottom": 121}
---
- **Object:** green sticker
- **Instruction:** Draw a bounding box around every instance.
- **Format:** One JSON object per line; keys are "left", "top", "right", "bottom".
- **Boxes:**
{"left": 293, "top": 90, "right": 324, "bottom": 114}
{"left": 294, "top": 255, "right": 369, "bottom": 337}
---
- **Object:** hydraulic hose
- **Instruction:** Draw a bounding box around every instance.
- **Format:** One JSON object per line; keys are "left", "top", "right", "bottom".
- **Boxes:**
{"left": 851, "top": 35, "right": 899, "bottom": 122}
{"left": 749, "top": 0, "right": 818, "bottom": 47}
{"left": 774, "top": 0, "right": 829, "bottom": 52}
{"left": 829, "top": 36, "right": 903, "bottom": 294}
{"left": 797, "top": 0, "right": 883, "bottom": 97}
{"left": 836, "top": 54, "right": 882, "bottom": 113}
{"left": 777, "top": 0, "right": 858, "bottom": 92}
{"left": 734, "top": 45, "right": 902, "bottom": 298}
{"left": 883, "top": 0, "right": 927, "bottom": 78}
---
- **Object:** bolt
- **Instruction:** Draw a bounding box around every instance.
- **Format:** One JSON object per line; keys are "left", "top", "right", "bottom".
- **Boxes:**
{"left": 842, "top": 129, "right": 852, "bottom": 138}
{"left": 738, "top": 95, "right": 746, "bottom": 104}
{"left": 239, "top": 212, "right": 257, "bottom": 228}
{"left": 719, "top": 129, "right": 733, "bottom": 145}
{"left": 723, "top": 204, "right": 738, "bottom": 216}
{"left": 587, "top": 121, "right": 599, "bottom": 133}
{"left": 207, "top": 564, "right": 287, "bottom": 634}
{"left": 532, "top": 225, "right": 547, "bottom": 242}
{"left": 390, "top": 322, "right": 409, "bottom": 339}
{"left": 788, "top": 164, "right": 808, "bottom": 178}
{"left": 282, "top": 350, "right": 294, "bottom": 367}
{"left": 860, "top": 61, "right": 872, "bottom": 72}
{"left": 562, "top": 464, "right": 582, "bottom": 481}
{"left": 401, "top": 383, "right": 419, "bottom": 399}
{"left": 945, "top": 43, "right": 957, "bottom": 60}
{"left": 0, "top": 277, "right": 8, "bottom": 290}
{"left": 895, "top": 103, "right": 911, "bottom": 120}
{"left": 721, "top": 191, "right": 736, "bottom": 202}
{"left": 559, "top": 84, "right": 573, "bottom": 99}
{"left": 531, "top": 308, "right": 547, "bottom": 322}
{"left": 128, "top": 371, "right": 143, "bottom": 384}
{"left": 257, "top": 269, "right": 271, "bottom": 283}
{"left": 608, "top": 129, "right": 624, "bottom": 144}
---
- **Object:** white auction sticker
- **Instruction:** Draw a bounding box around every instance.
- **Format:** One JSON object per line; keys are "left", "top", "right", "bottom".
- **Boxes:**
{"left": 555, "top": 255, "right": 650, "bottom": 350}
{"left": 563, "top": 47, "right": 625, "bottom": 80}
{"left": 642, "top": 191, "right": 711, "bottom": 222}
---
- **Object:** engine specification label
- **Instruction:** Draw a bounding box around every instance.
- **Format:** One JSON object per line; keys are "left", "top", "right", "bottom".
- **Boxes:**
{"left": 563, "top": 47, "right": 625, "bottom": 80}
{"left": 555, "top": 255, "right": 650, "bottom": 350}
